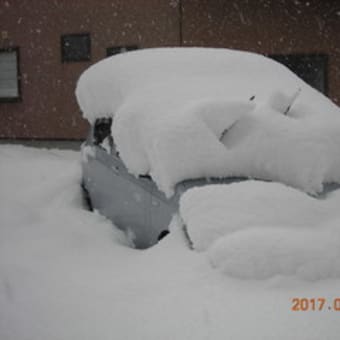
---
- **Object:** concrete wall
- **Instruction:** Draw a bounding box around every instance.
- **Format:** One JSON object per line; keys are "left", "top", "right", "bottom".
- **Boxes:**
{"left": 0, "top": 0, "right": 339, "bottom": 140}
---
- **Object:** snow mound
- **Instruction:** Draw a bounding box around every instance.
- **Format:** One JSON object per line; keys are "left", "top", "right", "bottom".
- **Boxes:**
{"left": 180, "top": 181, "right": 340, "bottom": 280}
{"left": 209, "top": 227, "right": 340, "bottom": 281}
{"left": 76, "top": 48, "right": 340, "bottom": 196}
{"left": 3, "top": 146, "right": 340, "bottom": 339}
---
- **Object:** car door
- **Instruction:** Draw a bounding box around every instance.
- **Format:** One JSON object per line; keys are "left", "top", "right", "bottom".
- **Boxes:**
{"left": 149, "top": 183, "right": 179, "bottom": 242}
{"left": 83, "top": 142, "right": 154, "bottom": 249}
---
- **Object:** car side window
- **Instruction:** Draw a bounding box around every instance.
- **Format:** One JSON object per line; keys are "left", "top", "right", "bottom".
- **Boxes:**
{"left": 93, "top": 117, "right": 119, "bottom": 156}
{"left": 93, "top": 118, "right": 112, "bottom": 144}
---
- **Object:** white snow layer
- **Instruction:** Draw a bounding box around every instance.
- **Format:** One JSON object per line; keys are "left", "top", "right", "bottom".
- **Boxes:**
{"left": 180, "top": 181, "right": 340, "bottom": 280}
{"left": 76, "top": 47, "right": 340, "bottom": 196}
{"left": 2, "top": 145, "right": 340, "bottom": 340}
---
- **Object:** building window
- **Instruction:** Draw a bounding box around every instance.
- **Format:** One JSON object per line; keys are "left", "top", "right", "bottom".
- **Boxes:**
{"left": 269, "top": 53, "right": 328, "bottom": 94}
{"left": 61, "top": 33, "right": 91, "bottom": 62}
{"left": 106, "top": 45, "right": 138, "bottom": 57}
{"left": 0, "top": 47, "right": 21, "bottom": 102}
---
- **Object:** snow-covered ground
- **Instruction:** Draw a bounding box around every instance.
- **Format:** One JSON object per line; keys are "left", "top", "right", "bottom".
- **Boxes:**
{"left": 1, "top": 144, "right": 340, "bottom": 340}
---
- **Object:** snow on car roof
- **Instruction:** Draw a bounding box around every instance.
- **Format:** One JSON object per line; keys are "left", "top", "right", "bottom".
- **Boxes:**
{"left": 76, "top": 47, "right": 340, "bottom": 196}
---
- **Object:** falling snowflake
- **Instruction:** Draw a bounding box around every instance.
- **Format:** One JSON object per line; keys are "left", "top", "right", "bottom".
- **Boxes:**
{"left": 169, "top": 0, "right": 179, "bottom": 8}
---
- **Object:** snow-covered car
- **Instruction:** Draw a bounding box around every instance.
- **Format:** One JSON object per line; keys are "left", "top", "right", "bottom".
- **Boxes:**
{"left": 81, "top": 116, "right": 244, "bottom": 248}
{"left": 77, "top": 47, "right": 340, "bottom": 249}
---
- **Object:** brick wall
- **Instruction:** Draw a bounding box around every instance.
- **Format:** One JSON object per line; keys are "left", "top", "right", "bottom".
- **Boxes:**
{"left": 0, "top": 0, "right": 339, "bottom": 139}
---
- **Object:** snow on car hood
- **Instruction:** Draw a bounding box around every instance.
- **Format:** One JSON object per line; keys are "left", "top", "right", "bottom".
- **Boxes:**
{"left": 179, "top": 180, "right": 340, "bottom": 280}
{"left": 76, "top": 47, "right": 340, "bottom": 196}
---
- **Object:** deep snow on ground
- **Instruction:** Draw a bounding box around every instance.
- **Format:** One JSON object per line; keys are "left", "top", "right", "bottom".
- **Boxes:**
{"left": 1, "top": 145, "right": 340, "bottom": 340}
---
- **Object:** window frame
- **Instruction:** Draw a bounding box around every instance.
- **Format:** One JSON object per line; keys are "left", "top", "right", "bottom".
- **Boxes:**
{"left": 268, "top": 53, "right": 328, "bottom": 95}
{"left": 106, "top": 45, "right": 138, "bottom": 57}
{"left": 61, "top": 33, "right": 91, "bottom": 63}
{"left": 0, "top": 47, "right": 21, "bottom": 103}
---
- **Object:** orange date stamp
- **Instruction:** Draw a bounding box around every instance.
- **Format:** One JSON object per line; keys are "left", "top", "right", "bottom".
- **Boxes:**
{"left": 291, "top": 298, "right": 340, "bottom": 311}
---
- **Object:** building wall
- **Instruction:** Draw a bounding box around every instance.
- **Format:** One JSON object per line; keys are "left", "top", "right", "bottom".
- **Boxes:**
{"left": 0, "top": 0, "right": 339, "bottom": 140}
{"left": 182, "top": 0, "right": 340, "bottom": 104}
{"left": 0, "top": 0, "right": 180, "bottom": 139}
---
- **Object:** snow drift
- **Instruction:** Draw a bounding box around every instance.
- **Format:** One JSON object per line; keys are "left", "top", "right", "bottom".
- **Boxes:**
{"left": 180, "top": 181, "right": 340, "bottom": 280}
{"left": 76, "top": 47, "right": 340, "bottom": 196}
{"left": 2, "top": 145, "right": 340, "bottom": 339}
